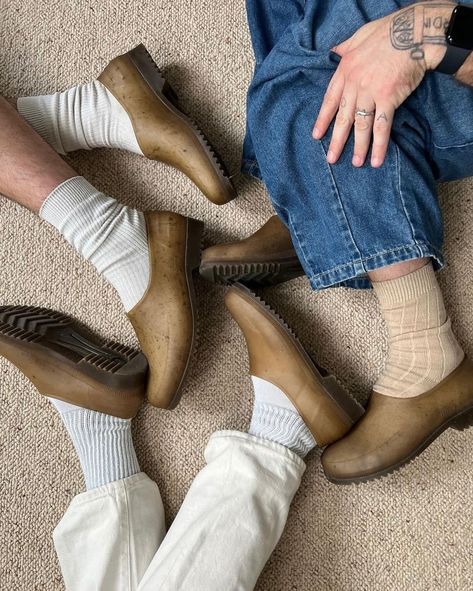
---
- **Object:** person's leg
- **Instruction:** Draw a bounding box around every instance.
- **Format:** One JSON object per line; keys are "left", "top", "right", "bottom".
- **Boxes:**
{"left": 0, "top": 305, "right": 165, "bottom": 591}
{"left": 134, "top": 284, "right": 363, "bottom": 591}
{"left": 368, "top": 259, "right": 464, "bottom": 398}
{"left": 54, "top": 472, "right": 166, "bottom": 591}
{"left": 0, "top": 97, "right": 76, "bottom": 212}
{"left": 245, "top": 0, "right": 473, "bottom": 481}
{"left": 137, "top": 431, "right": 305, "bottom": 591}
{"left": 363, "top": 36, "right": 473, "bottom": 399}
{"left": 242, "top": 0, "right": 306, "bottom": 178}
{"left": 1, "top": 95, "right": 202, "bottom": 409}
{"left": 246, "top": 0, "right": 446, "bottom": 270}
{"left": 52, "top": 400, "right": 167, "bottom": 591}
{"left": 0, "top": 96, "right": 149, "bottom": 312}
{"left": 362, "top": 18, "right": 473, "bottom": 399}
{"left": 16, "top": 79, "right": 142, "bottom": 156}
{"left": 12, "top": 45, "right": 235, "bottom": 205}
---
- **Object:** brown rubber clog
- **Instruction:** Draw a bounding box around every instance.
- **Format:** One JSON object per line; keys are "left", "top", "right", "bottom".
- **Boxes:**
{"left": 128, "top": 211, "right": 204, "bottom": 409}
{"left": 0, "top": 306, "right": 147, "bottom": 418}
{"left": 201, "top": 216, "right": 304, "bottom": 286}
{"left": 99, "top": 44, "right": 236, "bottom": 205}
{"left": 225, "top": 283, "right": 364, "bottom": 447}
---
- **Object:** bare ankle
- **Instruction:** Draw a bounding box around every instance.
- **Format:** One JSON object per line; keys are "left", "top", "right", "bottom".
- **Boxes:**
{"left": 369, "top": 257, "right": 429, "bottom": 283}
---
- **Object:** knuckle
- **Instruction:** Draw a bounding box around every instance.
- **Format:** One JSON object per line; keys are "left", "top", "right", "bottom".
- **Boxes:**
{"left": 358, "top": 77, "right": 372, "bottom": 92}
{"left": 324, "top": 93, "right": 339, "bottom": 106}
{"left": 354, "top": 118, "right": 371, "bottom": 131}
{"left": 376, "top": 85, "right": 394, "bottom": 100}
{"left": 374, "top": 121, "right": 388, "bottom": 134}
{"left": 335, "top": 113, "right": 350, "bottom": 126}
{"left": 342, "top": 52, "right": 355, "bottom": 66}
{"left": 345, "top": 71, "right": 358, "bottom": 84}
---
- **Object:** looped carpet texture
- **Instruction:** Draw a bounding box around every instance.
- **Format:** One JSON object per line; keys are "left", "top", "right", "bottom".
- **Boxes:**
{"left": 1, "top": 1, "right": 472, "bottom": 589}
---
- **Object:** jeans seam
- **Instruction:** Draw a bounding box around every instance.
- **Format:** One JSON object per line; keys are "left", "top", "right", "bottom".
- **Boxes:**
{"left": 283, "top": 205, "right": 313, "bottom": 273}
{"left": 241, "top": 159, "right": 261, "bottom": 178}
{"left": 242, "top": 158, "right": 259, "bottom": 168}
{"left": 433, "top": 140, "right": 473, "bottom": 150}
{"left": 395, "top": 143, "right": 422, "bottom": 254}
{"left": 318, "top": 141, "right": 364, "bottom": 266}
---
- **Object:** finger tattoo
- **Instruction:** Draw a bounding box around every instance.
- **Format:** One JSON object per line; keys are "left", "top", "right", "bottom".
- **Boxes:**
{"left": 377, "top": 112, "right": 388, "bottom": 122}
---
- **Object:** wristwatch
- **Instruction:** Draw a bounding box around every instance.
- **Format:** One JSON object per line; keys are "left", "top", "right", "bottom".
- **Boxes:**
{"left": 436, "top": 4, "right": 473, "bottom": 75}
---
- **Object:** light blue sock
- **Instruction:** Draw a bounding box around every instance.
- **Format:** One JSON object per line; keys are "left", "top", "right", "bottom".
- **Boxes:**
{"left": 50, "top": 399, "right": 140, "bottom": 490}
{"left": 248, "top": 377, "right": 316, "bottom": 458}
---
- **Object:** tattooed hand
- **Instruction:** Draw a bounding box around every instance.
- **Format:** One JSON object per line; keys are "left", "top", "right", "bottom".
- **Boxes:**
{"left": 313, "top": 2, "right": 455, "bottom": 168}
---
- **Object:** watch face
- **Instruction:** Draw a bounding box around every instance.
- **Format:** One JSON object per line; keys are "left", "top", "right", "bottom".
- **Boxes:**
{"left": 448, "top": 5, "right": 473, "bottom": 50}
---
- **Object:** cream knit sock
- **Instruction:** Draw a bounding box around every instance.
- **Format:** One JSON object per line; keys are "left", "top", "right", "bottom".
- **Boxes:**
{"left": 373, "top": 263, "right": 464, "bottom": 398}
{"left": 40, "top": 176, "right": 149, "bottom": 312}
{"left": 17, "top": 81, "right": 143, "bottom": 155}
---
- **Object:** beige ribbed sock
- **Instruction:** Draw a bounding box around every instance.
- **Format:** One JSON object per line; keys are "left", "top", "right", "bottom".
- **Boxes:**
{"left": 372, "top": 263, "right": 464, "bottom": 398}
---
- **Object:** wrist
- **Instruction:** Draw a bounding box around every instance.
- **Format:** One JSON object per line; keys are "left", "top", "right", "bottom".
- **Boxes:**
{"left": 421, "top": 3, "right": 457, "bottom": 70}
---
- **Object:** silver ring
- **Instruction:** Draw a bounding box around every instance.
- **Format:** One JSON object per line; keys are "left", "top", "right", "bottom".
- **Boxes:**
{"left": 355, "top": 109, "right": 375, "bottom": 117}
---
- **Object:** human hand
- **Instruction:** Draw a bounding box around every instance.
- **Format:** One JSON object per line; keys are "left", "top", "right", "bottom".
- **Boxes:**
{"left": 312, "top": 2, "right": 455, "bottom": 168}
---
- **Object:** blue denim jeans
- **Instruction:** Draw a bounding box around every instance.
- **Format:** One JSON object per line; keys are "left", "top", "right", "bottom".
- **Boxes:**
{"left": 243, "top": 0, "right": 473, "bottom": 289}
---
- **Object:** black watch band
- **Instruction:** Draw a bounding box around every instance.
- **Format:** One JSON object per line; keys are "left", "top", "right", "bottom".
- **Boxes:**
{"left": 436, "top": 45, "right": 471, "bottom": 75}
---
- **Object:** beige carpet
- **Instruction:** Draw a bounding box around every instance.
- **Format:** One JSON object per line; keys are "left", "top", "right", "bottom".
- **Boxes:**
{"left": 1, "top": 1, "right": 473, "bottom": 590}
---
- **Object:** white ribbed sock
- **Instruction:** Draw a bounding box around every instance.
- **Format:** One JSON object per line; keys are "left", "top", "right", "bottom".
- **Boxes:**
{"left": 248, "top": 376, "right": 316, "bottom": 457}
{"left": 373, "top": 263, "right": 464, "bottom": 398}
{"left": 17, "top": 81, "right": 143, "bottom": 155}
{"left": 40, "top": 176, "right": 149, "bottom": 312}
{"left": 49, "top": 398, "right": 140, "bottom": 490}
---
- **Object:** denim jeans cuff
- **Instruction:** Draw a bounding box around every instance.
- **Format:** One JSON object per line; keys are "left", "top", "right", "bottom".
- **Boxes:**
{"left": 307, "top": 242, "right": 444, "bottom": 291}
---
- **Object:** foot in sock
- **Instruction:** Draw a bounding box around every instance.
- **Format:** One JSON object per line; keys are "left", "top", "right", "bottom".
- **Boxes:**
{"left": 41, "top": 175, "right": 204, "bottom": 409}
{"left": 18, "top": 80, "right": 143, "bottom": 155}
{"left": 225, "top": 283, "right": 365, "bottom": 455}
{"left": 49, "top": 399, "right": 140, "bottom": 490}
{"left": 249, "top": 376, "right": 316, "bottom": 458}
{"left": 0, "top": 306, "right": 145, "bottom": 490}
{"left": 372, "top": 262, "right": 464, "bottom": 398}
{"left": 322, "top": 263, "right": 473, "bottom": 484}
{"left": 40, "top": 176, "right": 150, "bottom": 313}
{"left": 17, "top": 44, "right": 235, "bottom": 205}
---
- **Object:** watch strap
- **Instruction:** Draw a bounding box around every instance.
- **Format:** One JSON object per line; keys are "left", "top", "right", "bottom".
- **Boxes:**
{"left": 436, "top": 45, "right": 471, "bottom": 75}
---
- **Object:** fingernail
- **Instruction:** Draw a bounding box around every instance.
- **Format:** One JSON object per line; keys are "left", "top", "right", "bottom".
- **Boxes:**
{"left": 352, "top": 155, "right": 362, "bottom": 167}
{"left": 327, "top": 150, "right": 335, "bottom": 163}
{"left": 372, "top": 158, "right": 381, "bottom": 168}
{"left": 313, "top": 127, "right": 321, "bottom": 139}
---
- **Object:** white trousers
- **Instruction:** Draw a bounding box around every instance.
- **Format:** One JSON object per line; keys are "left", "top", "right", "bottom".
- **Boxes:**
{"left": 53, "top": 430, "right": 306, "bottom": 591}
